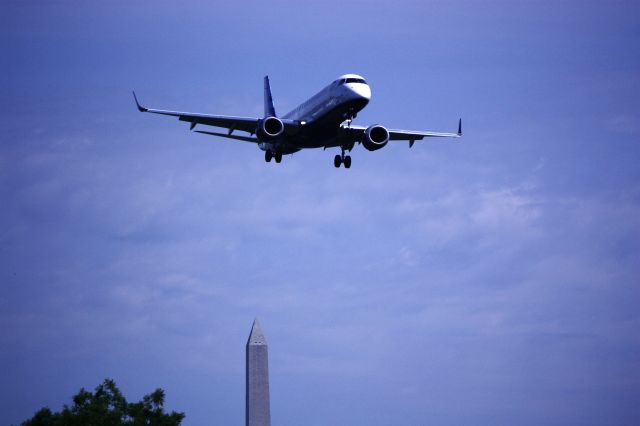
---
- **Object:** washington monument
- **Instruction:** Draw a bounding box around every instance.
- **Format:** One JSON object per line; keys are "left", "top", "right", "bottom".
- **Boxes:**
{"left": 246, "top": 319, "right": 271, "bottom": 426}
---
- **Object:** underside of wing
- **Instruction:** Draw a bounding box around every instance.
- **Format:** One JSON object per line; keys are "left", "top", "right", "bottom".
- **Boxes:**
{"left": 132, "top": 92, "right": 300, "bottom": 135}
{"left": 194, "top": 130, "right": 259, "bottom": 143}
{"left": 176, "top": 113, "right": 259, "bottom": 133}
{"left": 341, "top": 119, "right": 461, "bottom": 148}
{"left": 134, "top": 92, "right": 260, "bottom": 133}
{"left": 389, "top": 119, "right": 462, "bottom": 141}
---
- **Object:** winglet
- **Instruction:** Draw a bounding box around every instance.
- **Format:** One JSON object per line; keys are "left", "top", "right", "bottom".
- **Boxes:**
{"left": 132, "top": 91, "right": 148, "bottom": 112}
{"left": 457, "top": 118, "right": 462, "bottom": 136}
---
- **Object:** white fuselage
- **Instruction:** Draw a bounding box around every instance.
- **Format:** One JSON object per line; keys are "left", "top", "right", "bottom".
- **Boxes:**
{"left": 284, "top": 79, "right": 371, "bottom": 122}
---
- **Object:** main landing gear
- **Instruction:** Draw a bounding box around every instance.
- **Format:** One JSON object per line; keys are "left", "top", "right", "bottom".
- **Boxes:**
{"left": 264, "top": 150, "right": 282, "bottom": 163}
{"left": 334, "top": 148, "right": 352, "bottom": 169}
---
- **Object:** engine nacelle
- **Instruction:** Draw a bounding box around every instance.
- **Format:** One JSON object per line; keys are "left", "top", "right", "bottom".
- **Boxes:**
{"left": 362, "top": 124, "right": 390, "bottom": 151}
{"left": 257, "top": 116, "right": 285, "bottom": 141}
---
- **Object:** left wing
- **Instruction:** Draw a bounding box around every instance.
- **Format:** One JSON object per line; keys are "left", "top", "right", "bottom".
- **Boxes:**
{"left": 134, "top": 91, "right": 259, "bottom": 134}
{"left": 133, "top": 91, "right": 300, "bottom": 135}
{"left": 194, "top": 130, "right": 259, "bottom": 143}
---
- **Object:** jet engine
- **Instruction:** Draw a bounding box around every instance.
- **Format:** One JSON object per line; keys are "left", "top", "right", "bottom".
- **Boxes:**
{"left": 257, "top": 116, "right": 285, "bottom": 141}
{"left": 361, "top": 125, "right": 390, "bottom": 151}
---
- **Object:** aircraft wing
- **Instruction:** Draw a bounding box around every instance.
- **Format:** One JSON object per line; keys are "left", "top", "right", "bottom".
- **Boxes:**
{"left": 388, "top": 126, "right": 461, "bottom": 140}
{"left": 133, "top": 92, "right": 299, "bottom": 135}
{"left": 348, "top": 119, "right": 461, "bottom": 145}
{"left": 194, "top": 130, "right": 259, "bottom": 143}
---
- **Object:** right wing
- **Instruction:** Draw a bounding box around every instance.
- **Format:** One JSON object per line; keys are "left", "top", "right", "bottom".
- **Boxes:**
{"left": 133, "top": 91, "right": 299, "bottom": 135}
{"left": 345, "top": 119, "right": 461, "bottom": 147}
{"left": 389, "top": 119, "right": 462, "bottom": 142}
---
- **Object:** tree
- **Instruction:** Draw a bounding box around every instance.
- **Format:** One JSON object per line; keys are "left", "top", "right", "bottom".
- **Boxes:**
{"left": 21, "top": 379, "right": 185, "bottom": 426}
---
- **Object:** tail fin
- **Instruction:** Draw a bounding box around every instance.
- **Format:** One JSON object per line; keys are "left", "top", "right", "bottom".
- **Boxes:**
{"left": 264, "top": 76, "right": 276, "bottom": 117}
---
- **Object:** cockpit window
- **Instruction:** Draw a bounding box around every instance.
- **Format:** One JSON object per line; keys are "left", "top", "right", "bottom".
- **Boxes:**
{"left": 338, "top": 78, "right": 366, "bottom": 85}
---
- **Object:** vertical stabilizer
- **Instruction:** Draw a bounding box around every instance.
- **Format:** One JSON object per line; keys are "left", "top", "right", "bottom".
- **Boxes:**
{"left": 264, "top": 76, "right": 276, "bottom": 117}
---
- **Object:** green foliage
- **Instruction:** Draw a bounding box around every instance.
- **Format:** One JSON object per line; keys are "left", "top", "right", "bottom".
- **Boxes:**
{"left": 21, "top": 379, "right": 185, "bottom": 426}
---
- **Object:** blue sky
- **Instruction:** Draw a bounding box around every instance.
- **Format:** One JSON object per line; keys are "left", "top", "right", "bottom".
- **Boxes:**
{"left": 1, "top": 1, "right": 639, "bottom": 425}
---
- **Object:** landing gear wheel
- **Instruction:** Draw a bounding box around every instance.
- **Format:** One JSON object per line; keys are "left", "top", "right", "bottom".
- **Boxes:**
{"left": 265, "top": 150, "right": 273, "bottom": 162}
{"left": 334, "top": 154, "right": 342, "bottom": 168}
{"left": 344, "top": 156, "right": 352, "bottom": 169}
{"left": 275, "top": 151, "right": 282, "bottom": 163}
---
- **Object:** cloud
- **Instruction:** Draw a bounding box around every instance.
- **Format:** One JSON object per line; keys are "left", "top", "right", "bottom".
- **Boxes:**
{"left": 394, "top": 185, "right": 542, "bottom": 252}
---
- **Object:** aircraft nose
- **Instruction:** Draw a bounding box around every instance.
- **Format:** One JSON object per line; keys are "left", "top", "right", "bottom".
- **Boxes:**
{"left": 349, "top": 83, "right": 371, "bottom": 101}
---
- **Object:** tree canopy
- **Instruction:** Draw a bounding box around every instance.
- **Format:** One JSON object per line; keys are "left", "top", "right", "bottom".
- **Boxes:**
{"left": 21, "top": 379, "right": 185, "bottom": 426}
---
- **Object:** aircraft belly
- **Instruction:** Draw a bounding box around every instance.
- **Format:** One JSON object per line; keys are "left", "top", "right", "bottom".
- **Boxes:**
{"left": 258, "top": 142, "right": 300, "bottom": 155}
{"left": 279, "top": 88, "right": 369, "bottom": 151}
{"left": 291, "top": 97, "right": 368, "bottom": 148}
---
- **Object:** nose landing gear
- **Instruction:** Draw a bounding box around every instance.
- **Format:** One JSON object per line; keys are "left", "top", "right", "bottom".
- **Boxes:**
{"left": 344, "top": 108, "right": 357, "bottom": 128}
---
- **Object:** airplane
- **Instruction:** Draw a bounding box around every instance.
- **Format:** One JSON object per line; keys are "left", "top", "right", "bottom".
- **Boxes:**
{"left": 133, "top": 74, "right": 461, "bottom": 168}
